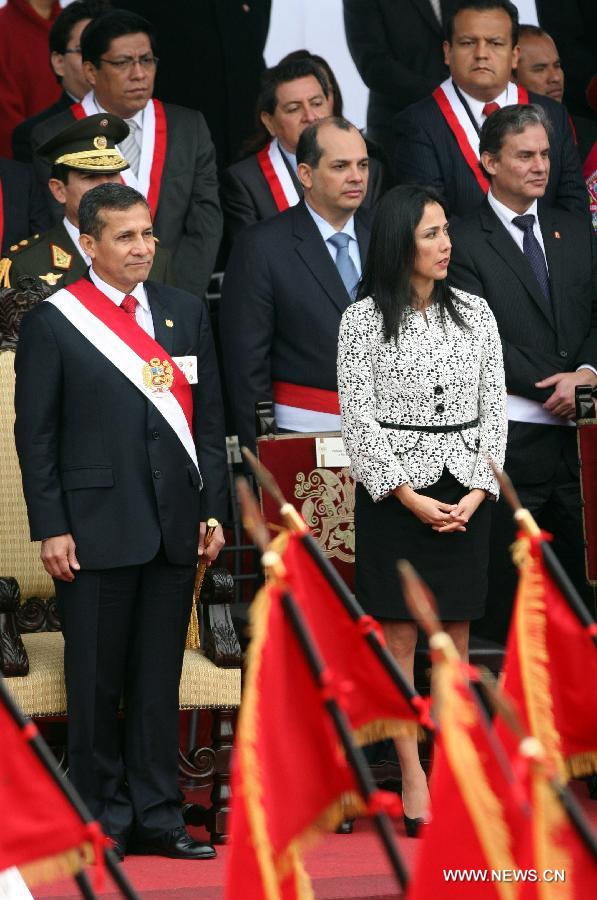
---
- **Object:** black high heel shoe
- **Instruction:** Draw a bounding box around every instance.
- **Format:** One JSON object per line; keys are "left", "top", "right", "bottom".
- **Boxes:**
{"left": 403, "top": 813, "right": 430, "bottom": 838}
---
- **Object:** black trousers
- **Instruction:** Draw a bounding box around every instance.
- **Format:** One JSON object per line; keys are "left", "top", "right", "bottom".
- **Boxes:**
{"left": 55, "top": 547, "right": 196, "bottom": 839}
{"left": 475, "top": 426, "right": 597, "bottom": 645}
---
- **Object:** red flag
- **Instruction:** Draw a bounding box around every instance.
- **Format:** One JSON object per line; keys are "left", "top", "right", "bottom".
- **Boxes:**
{"left": 408, "top": 652, "right": 531, "bottom": 900}
{"left": 225, "top": 581, "right": 364, "bottom": 900}
{"left": 278, "top": 533, "right": 430, "bottom": 743}
{"left": 0, "top": 697, "right": 106, "bottom": 887}
{"left": 497, "top": 532, "right": 597, "bottom": 779}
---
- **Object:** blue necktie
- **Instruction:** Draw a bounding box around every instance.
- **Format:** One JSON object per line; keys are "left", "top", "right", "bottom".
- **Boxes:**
{"left": 512, "top": 214, "right": 550, "bottom": 299}
{"left": 327, "top": 232, "right": 359, "bottom": 299}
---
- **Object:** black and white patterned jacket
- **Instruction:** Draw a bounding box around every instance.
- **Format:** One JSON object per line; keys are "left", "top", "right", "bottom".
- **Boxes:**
{"left": 337, "top": 288, "right": 507, "bottom": 502}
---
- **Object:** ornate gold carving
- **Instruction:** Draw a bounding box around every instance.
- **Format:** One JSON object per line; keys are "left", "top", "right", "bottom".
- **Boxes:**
{"left": 294, "top": 467, "right": 355, "bottom": 563}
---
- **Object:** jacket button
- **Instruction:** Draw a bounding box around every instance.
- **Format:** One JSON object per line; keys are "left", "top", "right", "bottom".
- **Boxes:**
{"left": 435, "top": 403, "right": 445, "bottom": 414}
{"left": 152, "top": 430, "right": 160, "bottom": 439}
{"left": 559, "top": 350, "right": 568, "bottom": 358}
{"left": 153, "top": 469, "right": 162, "bottom": 479}
{"left": 434, "top": 385, "right": 444, "bottom": 395}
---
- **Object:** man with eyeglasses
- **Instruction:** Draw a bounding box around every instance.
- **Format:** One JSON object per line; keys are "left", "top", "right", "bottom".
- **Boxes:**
{"left": 12, "top": 1, "right": 109, "bottom": 164}
{"left": 31, "top": 9, "right": 222, "bottom": 300}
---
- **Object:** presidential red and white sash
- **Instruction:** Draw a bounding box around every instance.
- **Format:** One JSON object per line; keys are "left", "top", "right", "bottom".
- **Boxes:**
{"left": 256, "top": 138, "right": 300, "bottom": 212}
{"left": 46, "top": 278, "right": 199, "bottom": 471}
{"left": 272, "top": 380, "right": 341, "bottom": 432}
{"left": 71, "top": 93, "right": 167, "bottom": 217}
{"left": 432, "top": 79, "right": 529, "bottom": 192}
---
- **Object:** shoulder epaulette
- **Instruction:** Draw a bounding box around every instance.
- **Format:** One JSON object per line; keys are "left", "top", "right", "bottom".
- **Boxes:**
{"left": 7, "top": 233, "right": 41, "bottom": 257}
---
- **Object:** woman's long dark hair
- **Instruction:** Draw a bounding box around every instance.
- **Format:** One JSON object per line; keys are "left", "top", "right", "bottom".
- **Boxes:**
{"left": 357, "top": 184, "right": 468, "bottom": 342}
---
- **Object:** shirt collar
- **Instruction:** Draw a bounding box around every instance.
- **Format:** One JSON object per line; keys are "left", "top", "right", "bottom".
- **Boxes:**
{"left": 92, "top": 93, "right": 145, "bottom": 128}
{"left": 62, "top": 216, "right": 88, "bottom": 263}
{"left": 458, "top": 84, "right": 509, "bottom": 122}
{"left": 279, "top": 145, "right": 298, "bottom": 174}
{"left": 305, "top": 201, "right": 357, "bottom": 243}
{"left": 89, "top": 266, "right": 149, "bottom": 309}
{"left": 487, "top": 189, "right": 538, "bottom": 228}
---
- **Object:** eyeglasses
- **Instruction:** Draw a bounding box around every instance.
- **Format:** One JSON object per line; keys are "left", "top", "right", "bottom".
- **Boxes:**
{"left": 63, "top": 47, "right": 81, "bottom": 55}
{"left": 99, "top": 54, "right": 159, "bottom": 72}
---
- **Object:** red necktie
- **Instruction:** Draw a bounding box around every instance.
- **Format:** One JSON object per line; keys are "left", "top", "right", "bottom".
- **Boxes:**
{"left": 120, "top": 294, "right": 138, "bottom": 321}
{"left": 482, "top": 102, "right": 500, "bottom": 118}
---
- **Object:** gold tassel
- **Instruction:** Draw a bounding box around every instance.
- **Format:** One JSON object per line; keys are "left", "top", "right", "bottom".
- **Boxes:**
{"left": 185, "top": 518, "right": 219, "bottom": 650}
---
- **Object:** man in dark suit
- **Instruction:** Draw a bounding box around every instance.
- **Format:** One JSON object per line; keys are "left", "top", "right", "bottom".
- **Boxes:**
{"left": 3, "top": 114, "right": 173, "bottom": 290}
{"left": 0, "top": 159, "right": 50, "bottom": 259}
{"left": 220, "top": 58, "right": 386, "bottom": 244}
{"left": 14, "top": 182, "right": 228, "bottom": 859}
{"left": 220, "top": 116, "right": 371, "bottom": 454}
{"left": 12, "top": 0, "right": 109, "bottom": 164}
{"left": 393, "top": 0, "right": 588, "bottom": 218}
{"left": 343, "top": 0, "right": 455, "bottom": 168}
{"left": 448, "top": 103, "right": 597, "bottom": 641}
{"left": 31, "top": 9, "right": 222, "bottom": 299}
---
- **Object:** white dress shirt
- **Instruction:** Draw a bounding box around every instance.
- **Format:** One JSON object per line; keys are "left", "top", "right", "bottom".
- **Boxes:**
{"left": 459, "top": 86, "right": 510, "bottom": 129}
{"left": 487, "top": 191, "right": 548, "bottom": 268}
{"left": 305, "top": 202, "right": 362, "bottom": 275}
{"left": 89, "top": 266, "right": 155, "bottom": 338}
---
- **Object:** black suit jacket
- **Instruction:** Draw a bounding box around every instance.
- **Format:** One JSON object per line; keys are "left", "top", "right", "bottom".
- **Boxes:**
{"left": 0, "top": 158, "right": 50, "bottom": 256}
{"left": 220, "top": 148, "right": 387, "bottom": 243}
{"left": 14, "top": 280, "right": 228, "bottom": 568}
{"left": 31, "top": 101, "right": 223, "bottom": 298}
{"left": 448, "top": 200, "right": 597, "bottom": 481}
{"left": 12, "top": 91, "right": 73, "bottom": 164}
{"left": 393, "top": 89, "right": 588, "bottom": 218}
{"left": 219, "top": 200, "right": 372, "bottom": 452}
{"left": 536, "top": 0, "right": 597, "bottom": 118}
{"left": 343, "top": 0, "right": 453, "bottom": 136}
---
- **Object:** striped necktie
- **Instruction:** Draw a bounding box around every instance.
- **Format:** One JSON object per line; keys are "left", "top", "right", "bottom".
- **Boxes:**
{"left": 121, "top": 119, "right": 141, "bottom": 176}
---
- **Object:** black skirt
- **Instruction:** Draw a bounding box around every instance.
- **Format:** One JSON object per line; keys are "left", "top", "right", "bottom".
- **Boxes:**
{"left": 355, "top": 469, "right": 491, "bottom": 621}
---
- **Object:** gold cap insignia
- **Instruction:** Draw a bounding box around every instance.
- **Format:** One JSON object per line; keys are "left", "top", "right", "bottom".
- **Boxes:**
{"left": 100, "top": 118, "right": 109, "bottom": 128}
{"left": 40, "top": 272, "right": 63, "bottom": 286}
{"left": 50, "top": 243, "right": 73, "bottom": 271}
{"left": 165, "top": 319, "right": 174, "bottom": 328}
{"left": 93, "top": 135, "right": 108, "bottom": 150}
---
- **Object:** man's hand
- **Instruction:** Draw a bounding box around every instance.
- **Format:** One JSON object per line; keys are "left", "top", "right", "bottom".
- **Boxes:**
{"left": 198, "top": 522, "right": 225, "bottom": 564}
{"left": 40, "top": 533, "right": 80, "bottom": 581}
{"left": 536, "top": 369, "right": 597, "bottom": 419}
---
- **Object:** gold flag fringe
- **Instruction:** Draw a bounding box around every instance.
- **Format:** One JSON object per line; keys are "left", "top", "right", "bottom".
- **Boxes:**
{"left": 533, "top": 773, "right": 572, "bottom": 900}
{"left": 19, "top": 842, "right": 94, "bottom": 888}
{"left": 437, "top": 658, "right": 518, "bottom": 900}
{"left": 514, "top": 537, "right": 567, "bottom": 781}
{"left": 565, "top": 751, "right": 597, "bottom": 779}
{"left": 353, "top": 717, "right": 420, "bottom": 747}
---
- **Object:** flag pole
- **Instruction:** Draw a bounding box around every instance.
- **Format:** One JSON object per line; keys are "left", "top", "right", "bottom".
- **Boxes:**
{"left": 237, "top": 478, "right": 410, "bottom": 890}
{"left": 0, "top": 675, "right": 139, "bottom": 900}
{"left": 489, "top": 461, "right": 597, "bottom": 646}
{"left": 241, "top": 447, "right": 435, "bottom": 730}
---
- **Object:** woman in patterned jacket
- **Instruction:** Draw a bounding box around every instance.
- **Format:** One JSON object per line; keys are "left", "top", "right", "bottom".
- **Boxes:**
{"left": 337, "top": 184, "right": 507, "bottom": 836}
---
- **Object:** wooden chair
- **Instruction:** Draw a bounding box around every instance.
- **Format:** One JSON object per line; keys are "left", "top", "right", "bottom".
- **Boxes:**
{"left": 0, "top": 342, "right": 242, "bottom": 844}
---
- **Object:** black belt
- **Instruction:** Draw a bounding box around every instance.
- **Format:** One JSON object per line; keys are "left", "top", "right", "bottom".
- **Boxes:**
{"left": 377, "top": 417, "right": 479, "bottom": 434}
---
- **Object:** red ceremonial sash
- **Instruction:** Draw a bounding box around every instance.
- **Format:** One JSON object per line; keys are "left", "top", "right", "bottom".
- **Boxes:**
{"left": 66, "top": 278, "right": 193, "bottom": 433}
{"left": 432, "top": 83, "right": 529, "bottom": 193}
{"left": 69, "top": 99, "right": 167, "bottom": 216}
{"left": 273, "top": 380, "right": 340, "bottom": 415}
{"left": 257, "top": 143, "right": 291, "bottom": 212}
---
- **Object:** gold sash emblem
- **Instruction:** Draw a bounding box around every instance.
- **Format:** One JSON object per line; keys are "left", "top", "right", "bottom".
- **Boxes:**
{"left": 142, "top": 357, "right": 174, "bottom": 392}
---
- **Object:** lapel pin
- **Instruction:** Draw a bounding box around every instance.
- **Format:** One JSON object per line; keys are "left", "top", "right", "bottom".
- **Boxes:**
{"left": 554, "top": 231, "right": 561, "bottom": 239}
{"left": 165, "top": 319, "right": 174, "bottom": 328}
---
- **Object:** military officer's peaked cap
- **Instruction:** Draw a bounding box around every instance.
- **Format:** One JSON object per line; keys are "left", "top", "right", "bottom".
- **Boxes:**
{"left": 38, "top": 113, "right": 130, "bottom": 173}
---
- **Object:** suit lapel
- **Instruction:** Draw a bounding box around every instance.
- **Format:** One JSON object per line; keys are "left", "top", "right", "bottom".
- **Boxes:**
{"left": 292, "top": 202, "right": 352, "bottom": 315}
{"left": 414, "top": 0, "right": 442, "bottom": 34}
{"left": 481, "top": 204, "right": 555, "bottom": 330}
{"left": 146, "top": 282, "right": 175, "bottom": 354}
{"left": 539, "top": 209, "right": 564, "bottom": 336}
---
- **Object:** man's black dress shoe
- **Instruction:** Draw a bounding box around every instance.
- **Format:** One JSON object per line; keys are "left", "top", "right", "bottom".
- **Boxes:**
{"left": 133, "top": 826, "right": 217, "bottom": 860}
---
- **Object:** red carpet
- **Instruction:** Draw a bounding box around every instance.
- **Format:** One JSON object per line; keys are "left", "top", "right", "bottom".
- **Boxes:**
{"left": 31, "top": 784, "right": 596, "bottom": 899}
